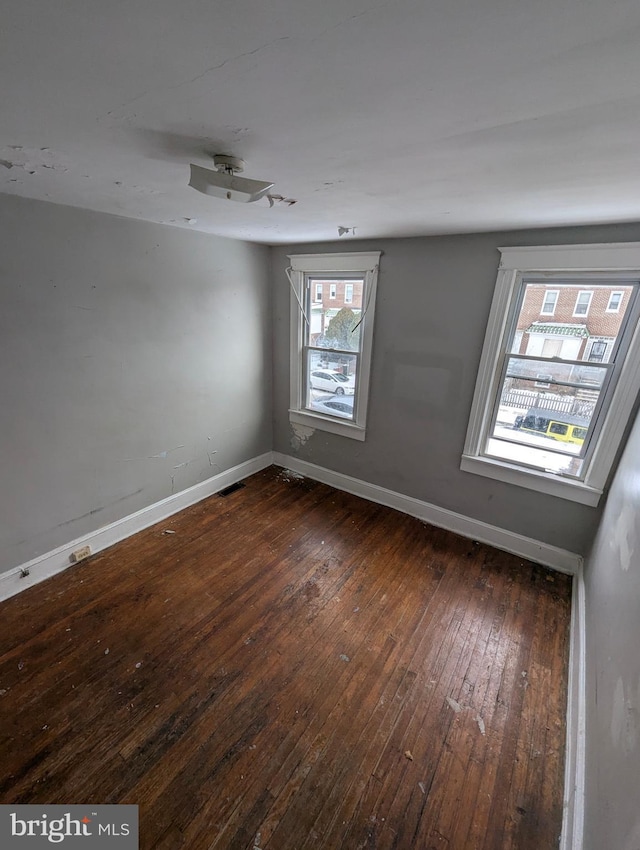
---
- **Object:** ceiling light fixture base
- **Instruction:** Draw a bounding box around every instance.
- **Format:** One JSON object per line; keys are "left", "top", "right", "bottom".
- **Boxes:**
{"left": 188, "top": 153, "right": 274, "bottom": 203}
{"left": 212, "top": 154, "right": 244, "bottom": 174}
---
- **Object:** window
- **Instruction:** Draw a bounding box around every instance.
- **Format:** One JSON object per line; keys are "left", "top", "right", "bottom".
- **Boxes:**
{"left": 549, "top": 422, "right": 568, "bottom": 435}
{"left": 534, "top": 374, "right": 553, "bottom": 388}
{"left": 462, "top": 243, "right": 640, "bottom": 505}
{"left": 314, "top": 283, "right": 323, "bottom": 302}
{"left": 607, "top": 291, "right": 623, "bottom": 312}
{"left": 573, "top": 290, "right": 593, "bottom": 316}
{"left": 345, "top": 283, "right": 353, "bottom": 304}
{"left": 541, "top": 290, "right": 559, "bottom": 315}
{"left": 288, "top": 252, "right": 381, "bottom": 440}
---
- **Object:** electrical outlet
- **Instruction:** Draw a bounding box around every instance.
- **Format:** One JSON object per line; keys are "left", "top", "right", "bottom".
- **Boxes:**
{"left": 70, "top": 545, "right": 92, "bottom": 564}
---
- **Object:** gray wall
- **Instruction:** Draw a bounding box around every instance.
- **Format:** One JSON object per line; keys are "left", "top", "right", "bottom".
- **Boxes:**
{"left": 271, "top": 222, "right": 640, "bottom": 556}
{"left": 0, "top": 194, "right": 272, "bottom": 575}
{"left": 583, "top": 408, "right": 640, "bottom": 850}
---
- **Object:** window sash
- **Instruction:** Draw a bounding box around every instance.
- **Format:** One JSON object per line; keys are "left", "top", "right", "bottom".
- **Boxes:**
{"left": 485, "top": 357, "right": 612, "bottom": 467}
{"left": 302, "top": 272, "right": 364, "bottom": 421}
{"left": 302, "top": 346, "right": 360, "bottom": 420}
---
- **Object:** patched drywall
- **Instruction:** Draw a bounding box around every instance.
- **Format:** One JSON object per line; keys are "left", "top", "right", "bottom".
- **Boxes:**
{"left": 583, "top": 405, "right": 640, "bottom": 849}
{"left": 0, "top": 194, "right": 271, "bottom": 576}
{"left": 271, "top": 221, "right": 640, "bottom": 556}
{"left": 290, "top": 422, "right": 315, "bottom": 451}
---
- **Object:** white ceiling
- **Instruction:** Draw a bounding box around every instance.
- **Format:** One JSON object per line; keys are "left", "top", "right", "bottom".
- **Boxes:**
{"left": 2, "top": 0, "right": 640, "bottom": 245}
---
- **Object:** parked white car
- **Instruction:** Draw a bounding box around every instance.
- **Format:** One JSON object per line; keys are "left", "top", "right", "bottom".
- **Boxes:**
{"left": 309, "top": 370, "right": 355, "bottom": 395}
{"left": 310, "top": 395, "right": 355, "bottom": 419}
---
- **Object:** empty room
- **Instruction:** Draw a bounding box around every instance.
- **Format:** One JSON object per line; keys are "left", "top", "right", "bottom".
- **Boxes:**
{"left": 1, "top": 2, "right": 639, "bottom": 849}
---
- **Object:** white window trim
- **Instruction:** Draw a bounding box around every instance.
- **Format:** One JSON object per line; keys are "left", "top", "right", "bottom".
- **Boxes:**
{"left": 345, "top": 283, "right": 353, "bottom": 304}
{"left": 461, "top": 243, "right": 640, "bottom": 506}
{"left": 288, "top": 252, "right": 381, "bottom": 441}
{"left": 606, "top": 290, "right": 623, "bottom": 312}
{"left": 540, "top": 289, "right": 559, "bottom": 315}
{"left": 329, "top": 283, "right": 337, "bottom": 299}
{"left": 573, "top": 290, "right": 593, "bottom": 317}
{"left": 314, "top": 283, "right": 322, "bottom": 302}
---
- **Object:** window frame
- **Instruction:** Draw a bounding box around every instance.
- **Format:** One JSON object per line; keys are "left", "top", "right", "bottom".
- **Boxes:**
{"left": 314, "top": 282, "right": 323, "bottom": 302}
{"left": 288, "top": 252, "right": 381, "bottom": 441}
{"left": 344, "top": 283, "right": 354, "bottom": 304}
{"left": 329, "top": 283, "right": 337, "bottom": 299}
{"left": 461, "top": 243, "right": 640, "bottom": 506}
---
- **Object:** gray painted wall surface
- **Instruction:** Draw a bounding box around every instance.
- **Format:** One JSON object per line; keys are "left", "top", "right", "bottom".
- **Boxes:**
{"left": 0, "top": 194, "right": 271, "bottom": 575}
{"left": 271, "top": 222, "right": 640, "bottom": 556}
{"left": 583, "top": 409, "right": 640, "bottom": 850}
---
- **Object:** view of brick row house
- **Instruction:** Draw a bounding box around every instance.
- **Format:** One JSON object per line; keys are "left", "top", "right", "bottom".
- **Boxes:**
{"left": 309, "top": 279, "right": 363, "bottom": 347}
{"left": 498, "top": 282, "right": 635, "bottom": 431}
{"left": 514, "top": 283, "right": 633, "bottom": 363}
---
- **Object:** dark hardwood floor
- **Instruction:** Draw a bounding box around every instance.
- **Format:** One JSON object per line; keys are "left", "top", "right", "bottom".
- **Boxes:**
{"left": 0, "top": 466, "right": 572, "bottom": 849}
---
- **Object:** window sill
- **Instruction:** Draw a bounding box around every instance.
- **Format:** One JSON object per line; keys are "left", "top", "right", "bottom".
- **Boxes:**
{"left": 460, "top": 454, "right": 602, "bottom": 506}
{"left": 289, "top": 408, "right": 366, "bottom": 441}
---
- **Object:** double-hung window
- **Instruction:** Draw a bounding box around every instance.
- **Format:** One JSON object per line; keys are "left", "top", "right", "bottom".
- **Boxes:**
{"left": 462, "top": 243, "right": 640, "bottom": 505}
{"left": 573, "top": 290, "right": 593, "bottom": 316}
{"left": 287, "top": 252, "right": 380, "bottom": 440}
{"left": 607, "top": 291, "right": 623, "bottom": 312}
{"left": 541, "top": 290, "right": 558, "bottom": 315}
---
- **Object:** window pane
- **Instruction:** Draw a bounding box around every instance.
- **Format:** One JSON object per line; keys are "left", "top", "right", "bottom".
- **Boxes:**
{"left": 505, "top": 356, "right": 607, "bottom": 389}
{"left": 488, "top": 370, "right": 599, "bottom": 471}
{"left": 486, "top": 435, "right": 585, "bottom": 476}
{"left": 510, "top": 282, "right": 634, "bottom": 358}
{"left": 305, "top": 350, "right": 357, "bottom": 420}
{"left": 308, "top": 278, "right": 364, "bottom": 352}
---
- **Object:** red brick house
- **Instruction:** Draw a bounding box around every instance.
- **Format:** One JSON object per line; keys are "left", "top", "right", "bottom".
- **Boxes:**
{"left": 515, "top": 284, "right": 632, "bottom": 363}
{"left": 309, "top": 280, "right": 364, "bottom": 345}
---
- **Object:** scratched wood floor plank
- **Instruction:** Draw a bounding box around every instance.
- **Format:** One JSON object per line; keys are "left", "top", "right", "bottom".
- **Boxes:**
{"left": 0, "top": 467, "right": 572, "bottom": 850}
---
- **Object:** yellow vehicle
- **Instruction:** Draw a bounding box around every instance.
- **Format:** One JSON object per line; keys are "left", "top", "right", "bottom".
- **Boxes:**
{"left": 513, "top": 408, "right": 589, "bottom": 447}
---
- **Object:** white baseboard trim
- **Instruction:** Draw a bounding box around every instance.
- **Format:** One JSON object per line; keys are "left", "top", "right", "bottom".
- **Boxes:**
{"left": 272, "top": 453, "right": 583, "bottom": 575}
{"left": 560, "top": 567, "right": 586, "bottom": 850}
{"left": 0, "top": 452, "right": 273, "bottom": 603}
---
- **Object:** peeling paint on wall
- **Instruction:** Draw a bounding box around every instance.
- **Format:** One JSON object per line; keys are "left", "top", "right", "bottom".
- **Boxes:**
{"left": 290, "top": 422, "right": 315, "bottom": 451}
